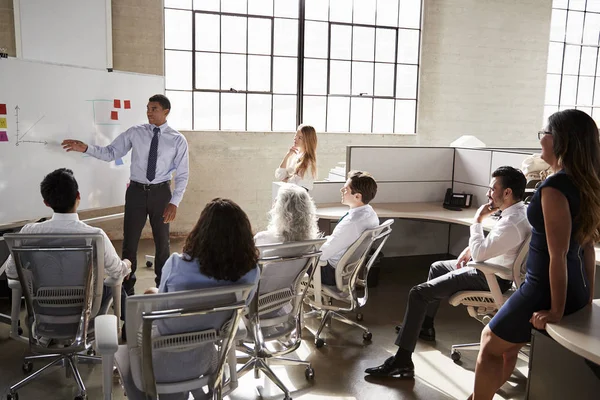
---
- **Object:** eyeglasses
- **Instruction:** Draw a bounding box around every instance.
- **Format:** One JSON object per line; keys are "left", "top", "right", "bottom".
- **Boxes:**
{"left": 537, "top": 130, "right": 552, "bottom": 140}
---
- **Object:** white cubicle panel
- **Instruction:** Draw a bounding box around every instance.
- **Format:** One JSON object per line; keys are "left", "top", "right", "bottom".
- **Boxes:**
{"left": 490, "top": 150, "right": 532, "bottom": 172}
{"left": 309, "top": 181, "right": 452, "bottom": 204}
{"left": 347, "top": 147, "right": 454, "bottom": 182}
{"left": 453, "top": 149, "right": 492, "bottom": 187}
{"left": 453, "top": 182, "right": 489, "bottom": 208}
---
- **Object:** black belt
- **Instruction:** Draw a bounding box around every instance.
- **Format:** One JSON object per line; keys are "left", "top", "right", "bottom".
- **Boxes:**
{"left": 130, "top": 180, "right": 170, "bottom": 191}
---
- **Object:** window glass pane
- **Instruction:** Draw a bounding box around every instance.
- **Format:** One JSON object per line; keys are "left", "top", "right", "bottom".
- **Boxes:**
{"left": 329, "top": 60, "right": 351, "bottom": 95}
{"left": 195, "top": 52, "right": 220, "bottom": 90}
{"left": 547, "top": 42, "right": 564, "bottom": 74}
{"left": 193, "top": 0, "right": 218, "bottom": 11}
{"left": 583, "top": 13, "right": 600, "bottom": 46}
{"left": 304, "top": 59, "right": 328, "bottom": 95}
{"left": 569, "top": 0, "right": 586, "bottom": 11}
{"left": 351, "top": 61, "right": 374, "bottom": 96}
{"left": 330, "top": 0, "right": 352, "bottom": 23}
{"left": 580, "top": 46, "right": 597, "bottom": 76}
{"left": 165, "top": 51, "right": 192, "bottom": 90}
{"left": 303, "top": 96, "right": 326, "bottom": 131}
{"left": 222, "top": 16, "right": 247, "bottom": 53}
{"left": 397, "top": 29, "right": 419, "bottom": 64}
{"left": 195, "top": 13, "right": 220, "bottom": 52}
{"left": 375, "top": 28, "right": 396, "bottom": 63}
{"left": 396, "top": 64, "right": 418, "bottom": 98}
{"left": 560, "top": 75, "right": 578, "bottom": 105}
{"left": 221, "top": 54, "right": 246, "bottom": 90}
{"left": 305, "top": 21, "right": 329, "bottom": 58}
{"left": 549, "top": 9, "right": 567, "bottom": 42}
{"left": 545, "top": 74, "right": 561, "bottom": 105}
{"left": 248, "top": 55, "right": 271, "bottom": 92}
{"left": 248, "top": 0, "right": 273, "bottom": 16}
{"left": 274, "top": 18, "right": 298, "bottom": 56}
{"left": 165, "top": 0, "right": 192, "bottom": 9}
{"left": 595, "top": 80, "right": 600, "bottom": 106}
{"left": 165, "top": 90, "right": 192, "bottom": 131}
{"left": 398, "top": 0, "right": 421, "bottom": 29}
{"left": 274, "top": 0, "right": 298, "bottom": 18}
{"left": 350, "top": 98, "right": 373, "bottom": 133}
{"left": 588, "top": 1, "right": 600, "bottom": 12}
{"left": 193, "top": 92, "right": 219, "bottom": 130}
{"left": 577, "top": 106, "right": 592, "bottom": 116}
{"left": 305, "top": 0, "right": 328, "bottom": 21}
{"left": 377, "top": 0, "right": 400, "bottom": 27}
{"left": 394, "top": 100, "right": 416, "bottom": 133}
{"left": 543, "top": 105, "right": 559, "bottom": 124}
{"left": 330, "top": 24, "right": 352, "bottom": 60}
{"left": 374, "top": 63, "right": 395, "bottom": 97}
{"left": 273, "top": 57, "right": 297, "bottom": 94}
{"left": 221, "top": 93, "right": 246, "bottom": 130}
{"left": 566, "top": 11, "right": 584, "bottom": 44}
{"left": 563, "top": 44, "right": 581, "bottom": 75}
{"left": 327, "top": 97, "right": 350, "bottom": 132}
{"left": 352, "top": 27, "right": 375, "bottom": 61}
{"left": 248, "top": 18, "right": 272, "bottom": 55}
{"left": 577, "top": 76, "right": 594, "bottom": 105}
{"left": 353, "top": 0, "right": 376, "bottom": 25}
{"left": 552, "top": 0, "right": 567, "bottom": 8}
{"left": 165, "top": 9, "right": 192, "bottom": 51}
{"left": 247, "top": 94, "right": 272, "bottom": 131}
{"left": 373, "top": 99, "right": 394, "bottom": 133}
{"left": 273, "top": 95, "right": 297, "bottom": 131}
{"left": 221, "top": 0, "right": 246, "bottom": 14}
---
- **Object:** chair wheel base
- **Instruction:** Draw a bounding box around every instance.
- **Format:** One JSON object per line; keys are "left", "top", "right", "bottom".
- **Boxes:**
{"left": 146, "top": 261, "right": 153, "bottom": 268}
{"left": 451, "top": 350, "right": 461, "bottom": 362}
{"left": 363, "top": 331, "right": 372, "bottom": 341}
{"left": 315, "top": 338, "right": 325, "bottom": 348}
{"left": 22, "top": 361, "right": 33, "bottom": 374}
{"left": 7, "top": 393, "right": 18, "bottom": 400}
{"left": 305, "top": 366, "right": 315, "bottom": 380}
{"left": 356, "top": 313, "right": 363, "bottom": 321}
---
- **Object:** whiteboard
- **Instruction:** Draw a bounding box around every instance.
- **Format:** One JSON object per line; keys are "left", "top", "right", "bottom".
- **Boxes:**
{"left": 0, "top": 58, "right": 165, "bottom": 225}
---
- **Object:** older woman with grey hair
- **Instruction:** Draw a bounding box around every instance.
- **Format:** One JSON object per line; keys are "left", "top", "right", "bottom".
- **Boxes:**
{"left": 255, "top": 183, "right": 320, "bottom": 245}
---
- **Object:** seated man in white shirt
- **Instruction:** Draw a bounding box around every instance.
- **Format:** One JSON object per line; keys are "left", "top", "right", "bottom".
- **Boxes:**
{"left": 317, "top": 171, "right": 380, "bottom": 286}
{"left": 2, "top": 168, "right": 131, "bottom": 312}
{"left": 365, "top": 166, "right": 530, "bottom": 379}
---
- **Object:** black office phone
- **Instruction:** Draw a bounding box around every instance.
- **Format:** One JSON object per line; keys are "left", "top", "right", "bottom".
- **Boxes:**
{"left": 443, "top": 188, "right": 473, "bottom": 211}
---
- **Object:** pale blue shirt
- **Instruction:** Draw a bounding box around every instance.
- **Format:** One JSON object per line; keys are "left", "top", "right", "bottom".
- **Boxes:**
{"left": 85, "top": 122, "right": 189, "bottom": 206}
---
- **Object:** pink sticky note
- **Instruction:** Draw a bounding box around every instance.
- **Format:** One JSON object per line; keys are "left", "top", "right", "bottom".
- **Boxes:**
{"left": 114, "top": 99, "right": 121, "bottom": 108}
{"left": 0, "top": 131, "right": 8, "bottom": 142}
{"left": 0, "top": 104, "right": 6, "bottom": 114}
{"left": 111, "top": 111, "right": 118, "bottom": 120}
{"left": 124, "top": 100, "right": 131, "bottom": 109}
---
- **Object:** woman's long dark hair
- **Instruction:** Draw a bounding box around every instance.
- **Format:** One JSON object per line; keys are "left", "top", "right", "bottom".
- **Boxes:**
{"left": 548, "top": 109, "right": 600, "bottom": 244}
{"left": 182, "top": 198, "right": 258, "bottom": 281}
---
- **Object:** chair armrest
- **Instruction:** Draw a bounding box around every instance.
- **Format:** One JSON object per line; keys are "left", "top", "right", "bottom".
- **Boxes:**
{"left": 467, "top": 261, "right": 508, "bottom": 276}
{"left": 7, "top": 278, "right": 21, "bottom": 290}
{"left": 466, "top": 261, "right": 508, "bottom": 306}
{"left": 95, "top": 315, "right": 119, "bottom": 355}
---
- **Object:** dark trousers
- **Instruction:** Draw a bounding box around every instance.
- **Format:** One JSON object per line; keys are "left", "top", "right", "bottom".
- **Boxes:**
{"left": 308, "top": 263, "right": 337, "bottom": 286}
{"left": 122, "top": 182, "right": 171, "bottom": 295}
{"left": 395, "top": 259, "right": 513, "bottom": 352}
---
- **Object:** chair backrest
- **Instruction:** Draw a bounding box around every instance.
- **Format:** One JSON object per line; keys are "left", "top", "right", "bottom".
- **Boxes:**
{"left": 334, "top": 219, "right": 394, "bottom": 292}
{"left": 512, "top": 233, "right": 531, "bottom": 288}
{"left": 4, "top": 233, "right": 105, "bottom": 350}
{"left": 254, "top": 239, "right": 326, "bottom": 333}
{"left": 125, "top": 283, "right": 256, "bottom": 398}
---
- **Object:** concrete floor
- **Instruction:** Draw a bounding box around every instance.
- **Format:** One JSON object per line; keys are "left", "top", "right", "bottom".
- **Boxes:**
{"left": 0, "top": 239, "right": 528, "bottom": 400}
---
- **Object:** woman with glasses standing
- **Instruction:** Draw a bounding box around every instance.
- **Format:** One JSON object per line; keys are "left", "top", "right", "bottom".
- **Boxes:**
{"left": 469, "top": 109, "right": 600, "bottom": 399}
{"left": 275, "top": 124, "right": 318, "bottom": 191}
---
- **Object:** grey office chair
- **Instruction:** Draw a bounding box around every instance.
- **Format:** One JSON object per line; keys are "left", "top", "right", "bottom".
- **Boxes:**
{"left": 448, "top": 234, "right": 531, "bottom": 362}
{"left": 237, "top": 239, "right": 326, "bottom": 400}
{"left": 3, "top": 233, "right": 116, "bottom": 400}
{"left": 95, "top": 283, "right": 256, "bottom": 400}
{"left": 304, "top": 219, "right": 393, "bottom": 348}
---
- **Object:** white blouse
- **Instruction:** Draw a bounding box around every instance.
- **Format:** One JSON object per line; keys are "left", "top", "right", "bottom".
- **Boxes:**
{"left": 274, "top": 152, "right": 315, "bottom": 191}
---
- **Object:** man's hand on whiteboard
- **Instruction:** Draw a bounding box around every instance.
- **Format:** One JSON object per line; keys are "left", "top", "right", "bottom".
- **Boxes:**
{"left": 163, "top": 203, "right": 177, "bottom": 224}
{"left": 61, "top": 139, "right": 88, "bottom": 153}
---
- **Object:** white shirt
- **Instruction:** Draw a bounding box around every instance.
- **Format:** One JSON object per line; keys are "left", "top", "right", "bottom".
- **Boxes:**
{"left": 274, "top": 152, "right": 315, "bottom": 191}
{"left": 320, "top": 204, "right": 380, "bottom": 269}
{"left": 469, "top": 202, "right": 531, "bottom": 280}
{"left": 85, "top": 122, "right": 189, "bottom": 206}
{"left": 2, "top": 213, "right": 131, "bottom": 280}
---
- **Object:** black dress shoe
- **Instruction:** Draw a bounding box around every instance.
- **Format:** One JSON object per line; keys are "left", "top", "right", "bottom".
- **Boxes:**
{"left": 365, "top": 356, "right": 415, "bottom": 378}
{"left": 394, "top": 324, "right": 436, "bottom": 341}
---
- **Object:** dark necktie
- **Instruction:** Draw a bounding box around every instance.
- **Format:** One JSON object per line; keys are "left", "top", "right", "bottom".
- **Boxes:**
{"left": 338, "top": 212, "right": 349, "bottom": 223}
{"left": 146, "top": 127, "right": 160, "bottom": 182}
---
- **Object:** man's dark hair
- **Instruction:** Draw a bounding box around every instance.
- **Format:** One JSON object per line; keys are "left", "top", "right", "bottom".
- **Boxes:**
{"left": 148, "top": 94, "right": 171, "bottom": 110}
{"left": 347, "top": 170, "right": 378, "bottom": 204}
{"left": 40, "top": 168, "right": 79, "bottom": 213}
{"left": 492, "top": 166, "right": 527, "bottom": 201}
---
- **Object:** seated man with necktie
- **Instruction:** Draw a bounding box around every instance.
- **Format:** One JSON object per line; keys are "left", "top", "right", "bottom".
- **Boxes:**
{"left": 365, "top": 166, "right": 530, "bottom": 379}
{"left": 316, "top": 170, "right": 380, "bottom": 286}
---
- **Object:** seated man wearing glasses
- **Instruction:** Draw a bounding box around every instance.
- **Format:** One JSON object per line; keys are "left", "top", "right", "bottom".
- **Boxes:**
{"left": 316, "top": 171, "right": 379, "bottom": 286}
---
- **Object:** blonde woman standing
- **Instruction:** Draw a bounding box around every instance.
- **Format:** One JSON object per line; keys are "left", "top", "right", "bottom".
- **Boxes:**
{"left": 275, "top": 124, "right": 318, "bottom": 191}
